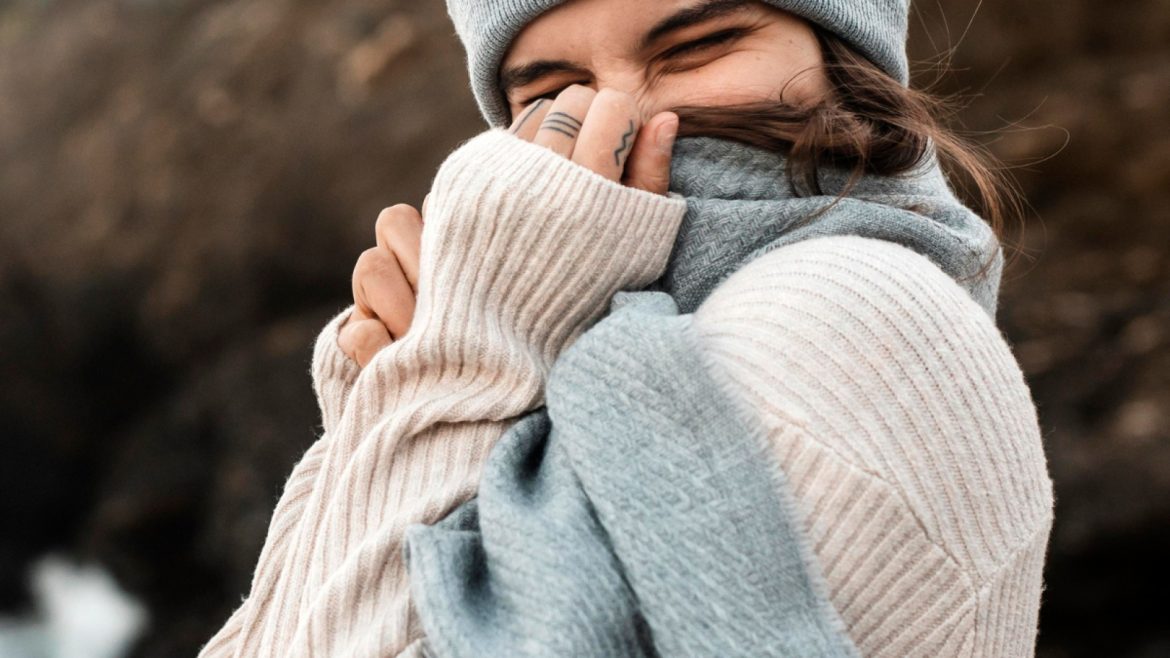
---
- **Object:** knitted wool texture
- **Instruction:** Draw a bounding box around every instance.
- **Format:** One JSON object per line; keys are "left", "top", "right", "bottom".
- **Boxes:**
{"left": 656, "top": 135, "right": 1002, "bottom": 317}
{"left": 196, "top": 131, "right": 690, "bottom": 658}
{"left": 405, "top": 288, "right": 860, "bottom": 658}
{"left": 196, "top": 127, "right": 1051, "bottom": 657}
{"left": 400, "top": 131, "right": 1035, "bottom": 658}
{"left": 445, "top": 0, "right": 912, "bottom": 127}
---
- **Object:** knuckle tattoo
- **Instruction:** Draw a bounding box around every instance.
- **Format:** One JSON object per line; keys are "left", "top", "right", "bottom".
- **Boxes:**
{"left": 539, "top": 111, "right": 582, "bottom": 139}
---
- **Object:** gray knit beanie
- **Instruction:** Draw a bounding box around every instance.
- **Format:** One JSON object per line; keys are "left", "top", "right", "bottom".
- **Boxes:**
{"left": 446, "top": 0, "right": 912, "bottom": 127}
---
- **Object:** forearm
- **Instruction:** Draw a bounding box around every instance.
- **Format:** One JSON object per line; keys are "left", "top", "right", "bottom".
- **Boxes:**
{"left": 202, "top": 129, "right": 686, "bottom": 658}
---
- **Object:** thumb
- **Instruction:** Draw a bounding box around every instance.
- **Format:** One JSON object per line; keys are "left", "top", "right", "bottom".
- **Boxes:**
{"left": 622, "top": 111, "right": 678, "bottom": 196}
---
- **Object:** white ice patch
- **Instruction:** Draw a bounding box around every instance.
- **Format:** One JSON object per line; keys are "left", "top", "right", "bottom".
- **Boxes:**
{"left": 0, "top": 555, "right": 148, "bottom": 658}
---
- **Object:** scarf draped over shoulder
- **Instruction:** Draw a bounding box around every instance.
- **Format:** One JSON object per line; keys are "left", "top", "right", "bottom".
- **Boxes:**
{"left": 403, "top": 135, "right": 1003, "bottom": 657}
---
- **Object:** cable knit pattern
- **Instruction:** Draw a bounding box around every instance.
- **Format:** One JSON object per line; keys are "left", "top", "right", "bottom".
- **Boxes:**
{"left": 691, "top": 235, "right": 1054, "bottom": 656}
{"left": 196, "top": 129, "right": 687, "bottom": 658}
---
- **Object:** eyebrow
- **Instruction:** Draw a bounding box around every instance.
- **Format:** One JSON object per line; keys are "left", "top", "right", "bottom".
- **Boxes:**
{"left": 639, "top": 0, "right": 752, "bottom": 52}
{"left": 499, "top": 59, "right": 592, "bottom": 100}
{"left": 498, "top": 0, "right": 752, "bottom": 100}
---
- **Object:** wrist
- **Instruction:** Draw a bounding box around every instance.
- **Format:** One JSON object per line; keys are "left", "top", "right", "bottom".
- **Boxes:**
{"left": 311, "top": 304, "right": 363, "bottom": 429}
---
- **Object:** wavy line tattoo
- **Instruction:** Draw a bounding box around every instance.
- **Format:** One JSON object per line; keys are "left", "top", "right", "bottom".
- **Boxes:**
{"left": 613, "top": 120, "right": 635, "bottom": 166}
{"left": 509, "top": 99, "right": 548, "bottom": 135}
{"left": 539, "top": 111, "right": 582, "bottom": 139}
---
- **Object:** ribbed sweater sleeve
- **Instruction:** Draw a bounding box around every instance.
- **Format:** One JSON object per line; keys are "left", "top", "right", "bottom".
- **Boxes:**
{"left": 691, "top": 235, "right": 1054, "bottom": 657}
{"left": 197, "top": 129, "right": 687, "bottom": 658}
{"left": 310, "top": 304, "right": 361, "bottom": 435}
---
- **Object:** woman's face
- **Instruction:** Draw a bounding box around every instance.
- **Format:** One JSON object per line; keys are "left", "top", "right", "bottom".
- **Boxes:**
{"left": 500, "top": 0, "right": 828, "bottom": 123}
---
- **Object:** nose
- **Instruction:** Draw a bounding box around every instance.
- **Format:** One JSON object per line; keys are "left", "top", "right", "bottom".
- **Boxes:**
{"left": 593, "top": 69, "right": 658, "bottom": 123}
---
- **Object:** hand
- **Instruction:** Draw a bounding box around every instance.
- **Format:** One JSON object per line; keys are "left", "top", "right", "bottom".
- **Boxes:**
{"left": 337, "top": 203, "right": 424, "bottom": 367}
{"left": 337, "top": 86, "right": 676, "bottom": 369}
{"left": 507, "top": 85, "right": 678, "bottom": 195}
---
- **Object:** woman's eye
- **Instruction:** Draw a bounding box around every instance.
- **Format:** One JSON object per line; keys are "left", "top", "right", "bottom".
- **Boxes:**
{"left": 662, "top": 27, "right": 748, "bottom": 59}
{"left": 521, "top": 83, "right": 584, "bottom": 106}
{"left": 534, "top": 88, "right": 567, "bottom": 101}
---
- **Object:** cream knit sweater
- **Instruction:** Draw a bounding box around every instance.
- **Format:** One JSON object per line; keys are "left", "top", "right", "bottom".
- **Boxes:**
{"left": 199, "top": 130, "right": 1053, "bottom": 657}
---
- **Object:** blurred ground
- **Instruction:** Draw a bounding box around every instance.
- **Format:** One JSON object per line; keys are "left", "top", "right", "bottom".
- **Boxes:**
{"left": 0, "top": 0, "right": 1167, "bottom": 656}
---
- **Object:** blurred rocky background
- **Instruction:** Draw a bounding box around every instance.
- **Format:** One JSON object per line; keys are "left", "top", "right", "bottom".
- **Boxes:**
{"left": 0, "top": 0, "right": 1166, "bottom": 656}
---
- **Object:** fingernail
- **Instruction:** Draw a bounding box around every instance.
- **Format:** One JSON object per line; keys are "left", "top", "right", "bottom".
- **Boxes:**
{"left": 657, "top": 113, "right": 679, "bottom": 151}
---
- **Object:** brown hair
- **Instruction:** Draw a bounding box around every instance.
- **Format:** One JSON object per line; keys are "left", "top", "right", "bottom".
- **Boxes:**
{"left": 670, "top": 28, "right": 1022, "bottom": 247}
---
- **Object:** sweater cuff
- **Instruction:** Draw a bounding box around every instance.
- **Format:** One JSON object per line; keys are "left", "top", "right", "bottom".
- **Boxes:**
{"left": 406, "top": 128, "right": 688, "bottom": 364}
{"left": 311, "top": 304, "right": 363, "bottom": 433}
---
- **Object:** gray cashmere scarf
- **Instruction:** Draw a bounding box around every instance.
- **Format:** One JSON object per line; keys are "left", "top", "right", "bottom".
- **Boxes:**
{"left": 402, "top": 137, "right": 1000, "bottom": 657}
{"left": 659, "top": 135, "right": 1002, "bottom": 316}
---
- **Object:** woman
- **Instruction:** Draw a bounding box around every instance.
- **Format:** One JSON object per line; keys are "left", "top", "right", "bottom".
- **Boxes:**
{"left": 199, "top": 1, "right": 1054, "bottom": 656}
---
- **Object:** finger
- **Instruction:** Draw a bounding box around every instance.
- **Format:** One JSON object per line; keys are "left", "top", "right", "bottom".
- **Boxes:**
{"left": 348, "top": 303, "right": 373, "bottom": 323}
{"left": 621, "top": 111, "right": 678, "bottom": 195}
{"left": 352, "top": 247, "right": 416, "bottom": 339}
{"left": 507, "top": 98, "right": 552, "bottom": 141}
{"left": 374, "top": 204, "right": 423, "bottom": 292}
{"left": 533, "top": 84, "right": 595, "bottom": 157}
{"left": 571, "top": 88, "right": 641, "bottom": 182}
{"left": 338, "top": 317, "right": 392, "bottom": 368}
